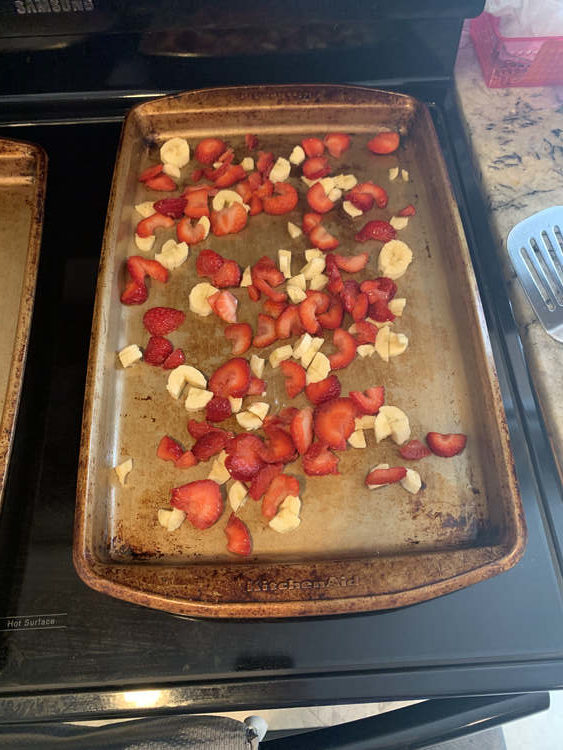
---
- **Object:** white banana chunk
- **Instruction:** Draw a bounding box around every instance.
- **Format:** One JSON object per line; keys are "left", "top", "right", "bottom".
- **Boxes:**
{"left": 167, "top": 365, "right": 206, "bottom": 400}
{"left": 212, "top": 189, "right": 243, "bottom": 211}
{"left": 348, "top": 429, "right": 366, "bottom": 448}
{"left": 155, "top": 238, "right": 189, "bottom": 270}
{"left": 327, "top": 187, "right": 342, "bottom": 202}
{"left": 160, "top": 137, "right": 190, "bottom": 167}
{"left": 163, "top": 162, "right": 181, "bottom": 179}
{"left": 374, "top": 412, "right": 392, "bottom": 442}
{"left": 135, "top": 201, "right": 155, "bottom": 218}
{"left": 401, "top": 169, "right": 409, "bottom": 181}
{"left": 309, "top": 273, "right": 328, "bottom": 291}
{"left": 356, "top": 344, "right": 375, "bottom": 358}
{"left": 334, "top": 174, "right": 357, "bottom": 190}
{"left": 229, "top": 481, "right": 248, "bottom": 511}
{"left": 355, "top": 415, "right": 375, "bottom": 430}
{"left": 281, "top": 495, "right": 301, "bottom": 516}
{"left": 278, "top": 249, "right": 292, "bottom": 278}
{"left": 228, "top": 396, "right": 243, "bottom": 413}
{"left": 301, "top": 337, "right": 324, "bottom": 368}
{"left": 269, "top": 345, "right": 293, "bottom": 369}
{"left": 287, "top": 273, "right": 306, "bottom": 290}
{"left": 388, "top": 332, "right": 409, "bottom": 358}
{"left": 198, "top": 215, "right": 210, "bottom": 240}
{"left": 241, "top": 156, "right": 254, "bottom": 171}
{"left": 388, "top": 298, "right": 406, "bottom": 316}
{"left": 400, "top": 468, "right": 422, "bottom": 495}
{"left": 248, "top": 402, "right": 269, "bottom": 421}
{"left": 305, "top": 248, "right": 323, "bottom": 261}
{"left": 134, "top": 233, "right": 155, "bottom": 252}
{"left": 390, "top": 216, "right": 409, "bottom": 231}
{"left": 184, "top": 387, "right": 214, "bottom": 411}
{"left": 208, "top": 451, "right": 230, "bottom": 485}
{"left": 343, "top": 200, "right": 363, "bottom": 218}
{"left": 250, "top": 354, "right": 265, "bottom": 378}
{"left": 240, "top": 266, "right": 252, "bottom": 287}
{"left": 189, "top": 281, "right": 218, "bottom": 316}
{"left": 306, "top": 351, "right": 330, "bottom": 384}
{"left": 289, "top": 145, "right": 305, "bottom": 165}
{"left": 379, "top": 405, "right": 410, "bottom": 445}
{"left": 287, "top": 286, "right": 307, "bottom": 304}
{"left": 158, "top": 508, "right": 187, "bottom": 531}
{"left": 287, "top": 221, "right": 302, "bottom": 239}
{"left": 301, "top": 257, "right": 326, "bottom": 280}
{"left": 389, "top": 167, "right": 399, "bottom": 181}
{"left": 236, "top": 411, "right": 263, "bottom": 431}
{"left": 378, "top": 240, "right": 413, "bottom": 280}
{"left": 367, "top": 463, "right": 391, "bottom": 489}
{"left": 269, "top": 156, "right": 291, "bottom": 183}
{"left": 374, "top": 324, "right": 391, "bottom": 362}
{"left": 319, "top": 177, "right": 336, "bottom": 194}
{"left": 118, "top": 344, "right": 142, "bottom": 368}
{"left": 269, "top": 509, "right": 301, "bottom": 533}
{"left": 114, "top": 458, "right": 133, "bottom": 486}
{"left": 293, "top": 333, "right": 313, "bottom": 360}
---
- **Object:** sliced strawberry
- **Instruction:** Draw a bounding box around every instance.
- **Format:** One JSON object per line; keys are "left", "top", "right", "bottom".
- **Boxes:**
{"left": 302, "top": 156, "right": 331, "bottom": 180}
{"left": 121, "top": 279, "right": 148, "bottom": 306}
{"left": 249, "top": 463, "right": 283, "bottom": 501}
{"left": 209, "top": 358, "right": 251, "bottom": 398}
{"left": 302, "top": 137, "right": 325, "bottom": 157}
{"left": 247, "top": 376, "right": 266, "bottom": 395}
{"left": 305, "top": 374, "right": 341, "bottom": 405}
{"left": 298, "top": 291, "right": 330, "bottom": 334}
{"left": 143, "top": 307, "right": 185, "bottom": 336}
{"left": 225, "top": 322, "right": 252, "bottom": 355}
{"left": 398, "top": 203, "right": 416, "bottom": 217}
{"left": 235, "top": 179, "right": 253, "bottom": 203}
{"left": 136, "top": 213, "right": 175, "bottom": 238}
{"left": 316, "top": 295, "right": 343, "bottom": 330}
{"left": 349, "top": 386, "right": 384, "bottom": 415}
{"left": 262, "top": 299, "right": 287, "bottom": 319}
{"left": 145, "top": 174, "right": 176, "bottom": 191}
{"left": 348, "top": 190, "right": 374, "bottom": 212}
{"left": 426, "top": 432, "right": 467, "bottom": 458}
{"left": 355, "top": 220, "right": 396, "bottom": 243}
{"left": 365, "top": 466, "right": 406, "bottom": 486}
{"left": 303, "top": 442, "right": 339, "bottom": 475}
{"left": 252, "top": 256, "right": 285, "bottom": 287}
{"left": 309, "top": 223, "right": 339, "bottom": 250}
{"left": 325, "top": 253, "right": 343, "bottom": 293}
{"left": 352, "top": 320, "right": 378, "bottom": 344}
{"left": 280, "top": 360, "right": 306, "bottom": 398}
{"left": 360, "top": 277, "right": 397, "bottom": 304}
{"left": 157, "top": 435, "right": 184, "bottom": 463}
{"left": 192, "top": 430, "right": 229, "bottom": 462}
{"left": 195, "top": 137, "right": 227, "bottom": 165}
{"left": 144, "top": 335, "right": 173, "bottom": 366}
{"left": 225, "top": 513, "right": 252, "bottom": 556}
{"left": 206, "top": 395, "right": 232, "bottom": 423}
{"left": 324, "top": 132, "right": 350, "bottom": 158}
{"left": 367, "top": 131, "right": 400, "bottom": 155}
{"left": 139, "top": 163, "right": 163, "bottom": 182}
{"left": 329, "top": 328, "right": 357, "bottom": 370}
{"left": 248, "top": 284, "right": 261, "bottom": 302}
{"left": 352, "top": 292, "right": 369, "bottom": 321}
{"left": 400, "top": 439, "right": 431, "bottom": 460}
{"left": 191, "top": 168, "right": 204, "bottom": 183}
{"left": 254, "top": 277, "right": 287, "bottom": 303}
{"left": 259, "top": 426, "right": 296, "bottom": 464}
{"left": 263, "top": 407, "right": 299, "bottom": 430}
{"left": 307, "top": 182, "right": 334, "bottom": 214}
{"left": 225, "top": 434, "right": 265, "bottom": 481}
{"left": 262, "top": 474, "right": 300, "bottom": 520}
{"left": 275, "top": 305, "right": 304, "bottom": 339}
{"left": 340, "top": 279, "right": 361, "bottom": 314}
{"left": 211, "top": 259, "right": 241, "bottom": 288}
{"left": 218, "top": 146, "right": 235, "bottom": 164}
{"left": 247, "top": 171, "right": 263, "bottom": 192}
{"left": 127, "top": 256, "right": 169, "bottom": 284}
{"left": 351, "top": 181, "right": 388, "bottom": 209}
{"left": 313, "top": 397, "right": 356, "bottom": 450}
{"left": 245, "top": 133, "right": 258, "bottom": 150}
{"left": 254, "top": 179, "right": 274, "bottom": 199}
{"left": 369, "top": 300, "right": 395, "bottom": 323}
{"left": 196, "top": 248, "right": 224, "bottom": 278}
{"left": 208, "top": 290, "right": 238, "bottom": 323}
{"left": 187, "top": 420, "right": 226, "bottom": 440}
{"left": 154, "top": 197, "right": 187, "bottom": 219}
{"left": 176, "top": 450, "right": 198, "bottom": 469}
{"left": 163, "top": 348, "right": 185, "bottom": 369}
{"left": 171, "top": 479, "right": 223, "bottom": 529}
{"left": 253, "top": 314, "right": 277, "bottom": 348}
{"left": 263, "top": 183, "right": 299, "bottom": 215}
{"left": 177, "top": 217, "right": 207, "bottom": 245}
{"left": 333, "top": 252, "right": 369, "bottom": 273}
{"left": 183, "top": 189, "right": 209, "bottom": 219}
{"left": 256, "top": 151, "right": 274, "bottom": 177}
{"left": 302, "top": 212, "right": 322, "bottom": 235}
{"left": 249, "top": 195, "right": 263, "bottom": 215}
{"left": 290, "top": 407, "right": 313, "bottom": 455}
{"left": 211, "top": 202, "right": 248, "bottom": 236}
{"left": 213, "top": 164, "right": 246, "bottom": 188}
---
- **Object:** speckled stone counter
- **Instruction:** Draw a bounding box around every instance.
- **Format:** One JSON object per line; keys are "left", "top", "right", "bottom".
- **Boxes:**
{"left": 455, "top": 24, "right": 563, "bottom": 476}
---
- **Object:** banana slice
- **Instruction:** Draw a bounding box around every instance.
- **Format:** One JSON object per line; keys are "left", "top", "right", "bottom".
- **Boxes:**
{"left": 135, "top": 201, "right": 155, "bottom": 218}
{"left": 288, "top": 273, "right": 306, "bottom": 291}
{"left": 208, "top": 451, "right": 230, "bottom": 485}
{"left": 114, "top": 458, "right": 133, "bottom": 486}
{"left": 155, "top": 239, "right": 189, "bottom": 270}
{"left": 287, "top": 221, "right": 302, "bottom": 239}
{"left": 198, "top": 215, "right": 210, "bottom": 240}
{"left": 158, "top": 507, "right": 187, "bottom": 531}
{"left": 167, "top": 365, "right": 207, "bottom": 399}
{"left": 229, "top": 481, "right": 248, "bottom": 511}
{"left": 236, "top": 411, "right": 263, "bottom": 431}
{"left": 160, "top": 137, "right": 190, "bottom": 168}
{"left": 401, "top": 169, "right": 409, "bottom": 181}
{"left": 241, "top": 156, "right": 254, "bottom": 171}
{"left": 343, "top": 200, "right": 363, "bottom": 218}
{"left": 134, "top": 233, "right": 155, "bottom": 252}
{"left": 287, "top": 286, "right": 307, "bottom": 304}
{"left": 378, "top": 240, "right": 413, "bottom": 280}
{"left": 278, "top": 249, "right": 292, "bottom": 278}
{"left": 389, "top": 167, "right": 399, "bottom": 181}
{"left": 374, "top": 324, "right": 391, "bottom": 362}
{"left": 293, "top": 333, "right": 313, "bottom": 360}
{"left": 269, "top": 345, "right": 294, "bottom": 369}
{"left": 400, "top": 468, "right": 422, "bottom": 494}
{"left": 248, "top": 402, "right": 269, "bottom": 421}
{"left": 228, "top": 396, "right": 243, "bottom": 413}
{"left": 306, "top": 351, "right": 330, "bottom": 384}
{"left": 356, "top": 344, "right": 375, "bottom": 358}
{"left": 388, "top": 332, "right": 408, "bottom": 358}
{"left": 367, "top": 463, "right": 390, "bottom": 489}
{"left": 250, "top": 354, "right": 265, "bottom": 378}
{"left": 388, "top": 298, "right": 406, "bottom": 316}
{"left": 185, "top": 387, "right": 214, "bottom": 411}
{"left": 289, "top": 145, "right": 305, "bottom": 165}
{"left": 163, "top": 162, "right": 181, "bottom": 179}
{"left": 348, "top": 429, "right": 366, "bottom": 448}
{"left": 305, "top": 248, "right": 323, "bottom": 261}
{"left": 240, "top": 266, "right": 252, "bottom": 287}
{"left": 301, "top": 257, "right": 326, "bottom": 280}
{"left": 118, "top": 344, "right": 142, "bottom": 368}
{"left": 390, "top": 216, "right": 409, "bottom": 231}
{"left": 301, "top": 337, "right": 324, "bottom": 368}
{"left": 319, "top": 177, "right": 336, "bottom": 194}
{"left": 379, "top": 405, "right": 410, "bottom": 445}
{"left": 269, "top": 157, "right": 291, "bottom": 183}
{"left": 189, "top": 281, "right": 218, "bottom": 316}
{"left": 212, "top": 189, "right": 243, "bottom": 211}
{"left": 374, "top": 412, "right": 392, "bottom": 442}
{"left": 355, "top": 415, "right": 375, "bottom": 430}
{"left": 333, "top": 174, "right": 357, "bottom": 190}
{"left": 327, "top": 187, "right": 342, "bottom": 202}
{"left": 269, "top": 495, "right": 302, "bottom": 533}
{"left": 309, "top": 273, "right": 328, "bottom": 291}
{"left": 281, "top": 495, "right": 301, "bottom": 516}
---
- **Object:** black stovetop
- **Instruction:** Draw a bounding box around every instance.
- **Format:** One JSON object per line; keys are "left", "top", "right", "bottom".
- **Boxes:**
{"left": 0, "top": 82, "right": 562, "bottom": 723}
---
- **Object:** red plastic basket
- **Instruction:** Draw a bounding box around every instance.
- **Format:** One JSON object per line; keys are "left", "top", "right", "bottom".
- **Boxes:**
{"left": 470, "top": 12, "right": 563, "bottom": 87}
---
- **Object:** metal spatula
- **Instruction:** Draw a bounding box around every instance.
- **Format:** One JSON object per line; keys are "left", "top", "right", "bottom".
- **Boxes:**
{"left": 507, "top": 206, "right": 563, "bottom": 342}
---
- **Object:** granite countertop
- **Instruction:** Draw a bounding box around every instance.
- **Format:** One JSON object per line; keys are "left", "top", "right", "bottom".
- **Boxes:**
{"left": 455, "top": 24, "right": 563, "bottom": 475}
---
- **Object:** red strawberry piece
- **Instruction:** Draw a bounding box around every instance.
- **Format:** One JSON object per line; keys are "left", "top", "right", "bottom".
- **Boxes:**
{"left": 367, "top": 131, "right": 400, "bottom": 155}
{"left": 211, "top": 202, "right": 248, "bottom": 236}
{"left": 254, "top": 179, "right": 274, "bottom": 199}
{"left": 136, "top": 212, "right": 175, "bottom": 238}
{"left": 303, "top": 442, "right": 339, "bottom": 475}
{"left": 325, "top": 253, "right": 343, "bottom": 293}
{"left": 247, "top": 376, "right": 266, "bottom": 396}
{"left": 191, "top": 168, "right": 204, "bottom": 183}
{"left": 253, "top": 314, "right": 277, "bottom": 348}
{"left": 154, "top": 197, "right": 187, "bottom": 219}
{"left": 211, "top": 259, "right": 241, "bottom": 288}
{"left": 209, "top": 357, "right": 251, "bottom": 398}
{"left": 157, "top": 435, "right": 184, "bottom": 463}
{"left": 121, "top": 279, "right": 148, "bottom": 305}
{"left": 247, "top": 171, "right": 263, "bottom": 191}
{"left": 302, "top": 137, "right": 325, "bottom": 157}
{"left": 307, "top": 182, "right": 334, "bottom": 214}
{"left": 256, "top": 151, "right": 274, "bottom": 177}
{"left": 275, "top": 305, "right": 304, "bottom": 339}
{"left": 333, "top": 252, "right": 369, "bottom": 273}
{"left": 262, "top": 474, "right": 300, "bottom": 520}
{"left": 324, "top": 132, "right": 351, "bottom": 158}
{"left": 252, "top": 256, "right": 285, "bottom": 287}
{"left": 195, "top": 137, "right": 227, "bottom": 165}
{"left": 145, "top": 174, "right": 177, "bottom": 191}
{"left": 225, "top": 434, "right": 265, "bottom": 481}
{"left": 245, "top": 133, "right": 258, "bottom": 150}
{"left": 355, "top": 220, "right": 396, "bottom": 243}
{"left": 398, "top": 203, "right": 416, "bottom": 217}
{"left": 340, "top": 279, "right": 361, "bottom": 313}
{"left": 196, "top": 248, "right": 224, "bottom": 278}
{"left": 263, "top": 407, "right": 299, "bottom": 430}
{"left": 253, "top": 276, "right": 287, "bottom": 303}
{"left": 280, "top": 360, "right": 306, "bottom": 398}
{"left": 144, "top": 335, "right": 173, "bottom": 366}
{"left": 328, "top": 328, "right": 357, "bottom": 370}
{"left": 360, "top": 277, "right": 397, "bottom": 304}
{"left": 352, "top": 292, "right": 369, "bottom": 322}
{"left": 259, "top": 426, "right": 296, "bottom": 464}
{"left": 192, "top": 430, "right": 229, "bottom": 462}
{"left": 348, "top": 190, "right": 374, "bottom": 212}
{"left": 298, "top": 290, "right": 330, "bottom": 334}
{"left": 127, "top": 256, "right": 169, "bottom": 284}
{"left": 365, "top": 466, "right": 406, "bottom": 486}
{"left": 369, "top": 300, "right": 395, "bottom": 323}
{"left": 426, "top": 432, "right": 467, "bottom": 458}
{"left": 143, "top": 307, "right": 185, "bottom": 336}
{"left": 171, "top": 479, "right": 223, "bottom": 529}
{"left": 352, "top": 181, "right": 388, "bottom": 209}
{"left": 218, "top": 147, "right": 235, "bottom": 164}
{"left": 302, "top": 212, "right": 322, "bottom": 235}
{"left": 176, "top": 450, "right": 198, "bottom": 469}
{"left": 349, "top": 386, "right": 385, "bottom": 415}
{"left": 313, "top": 397, "right": 357, "bottom": 450}
{"left": 400, "top": 439, "right": 431, "bottom": 460}
{"left": 163, "top": 348, "right": 186, "bottom": 369}
{"left": 213, "top": 164, "right": 246, "bottom": 189}
{"left": 263, "top": 182, "right": 299, "bottom": 215}
{"left": 183, "top": 189, "right": 210, "bottom": 219}
{"left": 302, "top": 156, "right": 331, "bottom": 180}
{"left": 225, "top": 322, "right": 252, "bottom": 355}
{"left": 317, "top": 295, "right": 344, "bottom": 330}
{"left": 352, "top": 320, "right": 378, "bottom": 344}
{"left": 208, "top": 290, "right": 238, "bottom": 323}
{"left": 187, "top": 420, "right": 229, "bottom": 440}
{"left": 177, "top": 217, "right": 207, "bottom": 245}
{"left": 305, "top": 374, "right": 341, "bottom": 405}
{"left": 249, "top": 195, "right": 263, "bottom": 215}
{"left": 206, "top": 395, "right": 232, "bottom": 423}
{"left": 249, "top": 463, "right": 283, "bottom": 501}
{"left": 290, "top": 407, "right": 313, "bottom": 455}
{"left": 248, "top": 284, "right": 261, "bottom": 301}
{"left": 262, "top": 299, "right": 287, "bottom": 319}
{"left": 139, "top": 163, "right": 163, "bottom": 182}
{"left": 235, "top": 179, "right": 253, "bottom": 203}
{"left": 225, "top": 513, "right": 252, "bottom": 556}
{"left": 309, "top": 223, "right": 339, "bottom": 250}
